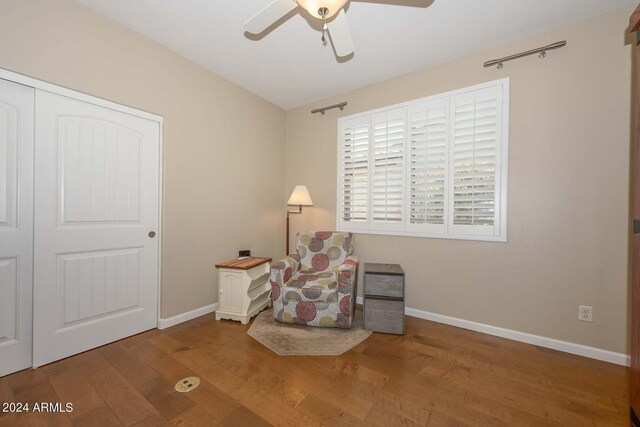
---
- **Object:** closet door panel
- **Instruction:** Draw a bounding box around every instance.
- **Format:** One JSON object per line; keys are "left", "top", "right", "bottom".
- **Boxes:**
{"left": 33, "top": 90, "right": 160, "bottom": 368}
{"left": 0, "top": 79, "right": 34, "bottom": 377}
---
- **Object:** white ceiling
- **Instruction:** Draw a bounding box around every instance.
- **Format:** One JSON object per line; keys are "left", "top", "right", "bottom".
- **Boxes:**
{"left": 74, "top": 0, "right": 635, "bottom": 109}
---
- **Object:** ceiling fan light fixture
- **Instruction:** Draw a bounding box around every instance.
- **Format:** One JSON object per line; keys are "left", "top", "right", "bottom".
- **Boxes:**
{"left": 296, "top": 0, "right": 348, "bottom": 19}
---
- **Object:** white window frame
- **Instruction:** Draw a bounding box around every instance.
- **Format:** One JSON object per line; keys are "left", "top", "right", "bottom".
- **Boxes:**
{"left": 336, "top": 78, "right": 509, "bottom": 243}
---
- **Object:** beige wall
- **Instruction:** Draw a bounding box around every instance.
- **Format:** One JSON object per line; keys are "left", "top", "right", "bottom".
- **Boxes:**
{"left": 0, "top": 0, "right": 286, "bottom": 318}
{"left": 0, "top": 0, "right": 632, "bottom": 354}
{"left": 286, "top": 8, "right": 633, "bottom": 354}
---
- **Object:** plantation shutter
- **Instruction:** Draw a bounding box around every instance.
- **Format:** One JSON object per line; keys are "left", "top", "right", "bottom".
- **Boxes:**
{"left": 370, "top": 108, "right": 406, "bottom": 231}
{"left": 338, "top": 116, "right": 370, "bottom": 230}
{"left": 336, "top": 79, "right": 508, "bottom": 241}
{"left": 450, "top": 85, "right": 503, "bottom": 236}
{"left": 407, "top": 98, "right": 449, "bottom": 233}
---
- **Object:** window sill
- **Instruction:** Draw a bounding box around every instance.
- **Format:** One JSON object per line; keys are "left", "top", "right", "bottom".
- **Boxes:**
{"left": 336, "top": 227, "right": 508, "bottom": 243}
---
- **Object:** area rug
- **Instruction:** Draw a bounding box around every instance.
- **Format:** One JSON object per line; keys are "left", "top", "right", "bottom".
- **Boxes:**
{"left": 247, "top": 309, "right": 372, "bottom": 356}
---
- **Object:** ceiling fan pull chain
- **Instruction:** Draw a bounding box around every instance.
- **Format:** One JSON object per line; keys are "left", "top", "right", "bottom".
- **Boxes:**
{"left": 319, "top": 6, "right": 329, "bottom": 45}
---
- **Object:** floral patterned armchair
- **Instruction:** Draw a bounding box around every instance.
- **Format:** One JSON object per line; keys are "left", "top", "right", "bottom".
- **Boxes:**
{"left": 270, "top": 231, "right": 359, "bottom": 328}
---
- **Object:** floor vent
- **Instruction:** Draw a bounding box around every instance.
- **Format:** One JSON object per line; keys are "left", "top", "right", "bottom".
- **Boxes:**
{"left": 174, "top": 377, "right": 200, "bottom": 393}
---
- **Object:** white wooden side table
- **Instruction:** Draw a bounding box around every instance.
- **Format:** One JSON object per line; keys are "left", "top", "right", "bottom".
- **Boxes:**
{"left": 214, "top": 257, "right": 272, "bottom": 324}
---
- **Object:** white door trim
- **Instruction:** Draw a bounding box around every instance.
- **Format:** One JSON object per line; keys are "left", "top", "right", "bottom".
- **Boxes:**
{"left": 0, "top": 67, "right": 163, "bottom": 123}
{"left": 157, "top": 124, "right": 164, "bottom": 327}
{"left": 0, "top": 67, "right": 165, "bottom": 347}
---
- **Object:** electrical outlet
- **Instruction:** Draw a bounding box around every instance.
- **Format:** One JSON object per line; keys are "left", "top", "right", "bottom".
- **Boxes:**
{"left": 578, "top": 305, "right": 593, "bottom": 322}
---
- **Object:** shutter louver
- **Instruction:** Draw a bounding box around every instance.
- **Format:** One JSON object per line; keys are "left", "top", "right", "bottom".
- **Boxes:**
{"left": 371, "top": 109, "right": 405, "bottom": 230}
{"left": 451, "top": 87, "right": 501, "bottom": 234}
{"left": 339, "top": 117, "right": 370, "bottom": 229}
{"left": 408, "top": 99, "right": 448, "bottom": 232}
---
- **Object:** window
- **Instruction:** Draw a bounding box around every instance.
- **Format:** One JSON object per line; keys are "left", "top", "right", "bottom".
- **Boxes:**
{"left": 337, "top": 79, "right": 509, "bottom": 242}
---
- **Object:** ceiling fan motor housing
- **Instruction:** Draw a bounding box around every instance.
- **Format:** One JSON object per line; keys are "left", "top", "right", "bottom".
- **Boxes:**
{"left": 296, "top": 0, "right": 349, "bottom": 19}
{"left": 244, "top": 0, "right": 355, "bottom": 58}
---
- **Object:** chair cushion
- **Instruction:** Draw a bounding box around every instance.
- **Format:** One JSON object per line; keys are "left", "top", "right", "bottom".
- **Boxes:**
{"left": 284, "top": 270, "right": 338, "bottom": 303}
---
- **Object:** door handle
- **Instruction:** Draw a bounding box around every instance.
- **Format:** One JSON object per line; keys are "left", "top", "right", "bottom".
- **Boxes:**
{"left": 148, "top": 231, "right": 157, "bottom": 238}
{"left": 634, "top": 220, "right": 640, "bottom": 234}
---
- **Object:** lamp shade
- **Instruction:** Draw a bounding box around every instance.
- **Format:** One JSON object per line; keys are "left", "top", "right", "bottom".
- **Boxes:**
{"left": 287, "top": 185, "right": 314, "bottom": 206}
{"left": 296, "top": 0, "right": 348, "bottom": 19}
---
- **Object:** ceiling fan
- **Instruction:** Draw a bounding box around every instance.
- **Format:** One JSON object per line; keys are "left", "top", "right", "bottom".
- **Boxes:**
{"left": 245, "top": 0, "right": 427, "bottom": 58}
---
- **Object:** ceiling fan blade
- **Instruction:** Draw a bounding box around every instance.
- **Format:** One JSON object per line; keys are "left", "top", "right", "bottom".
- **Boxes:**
{"left": 328, "top": 9, "right": 354, "bottom": 57}
{"left": 244, "top": 0, "right": 298, "bottom": 34}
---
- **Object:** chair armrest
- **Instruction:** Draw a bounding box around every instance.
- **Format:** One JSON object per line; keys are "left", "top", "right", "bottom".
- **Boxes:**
{"left": 269, "top": 255, "right": 300, "bottom": 315}
{"left": 337, "top": 255, "right": 359, "bottom": 328}
{"left": 337, "top": 255, "right": 359, "bottom": 295}
{"left": 269, "top": 254, "right": 300, "bottom": 288}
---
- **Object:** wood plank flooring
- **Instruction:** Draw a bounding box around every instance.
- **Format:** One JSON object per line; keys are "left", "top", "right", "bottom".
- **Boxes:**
{"left": 0, "top": 311, "right": 629, "bottom": 426}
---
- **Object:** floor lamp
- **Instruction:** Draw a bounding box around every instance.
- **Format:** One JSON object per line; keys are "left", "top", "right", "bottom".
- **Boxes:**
{"left": 286, "top": 185, "right": 313, "bottom": 255}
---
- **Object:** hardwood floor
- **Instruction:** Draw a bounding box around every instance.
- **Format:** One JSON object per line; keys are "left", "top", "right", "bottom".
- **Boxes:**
{"left": 0, "top": 311, "right": 629, "bottom": 426}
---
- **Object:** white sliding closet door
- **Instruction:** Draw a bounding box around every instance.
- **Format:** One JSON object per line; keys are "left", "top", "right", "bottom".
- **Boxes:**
{"left": 0, "top": 79, "right": 34, "bottom": 377}
{"left": 33, "top": 90, "right": 160, "bottom": 367}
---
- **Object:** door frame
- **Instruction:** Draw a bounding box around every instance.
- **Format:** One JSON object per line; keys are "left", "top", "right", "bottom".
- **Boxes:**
{"left": 630, "top": 4, "right": 640, "bottom": 425}
{"left": 0, "top": 67, "right": 165, "bottom": 336}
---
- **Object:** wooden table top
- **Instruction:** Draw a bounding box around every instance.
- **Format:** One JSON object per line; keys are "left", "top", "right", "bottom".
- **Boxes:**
{"left": 364, "top": 262, "right": 404, "bottom": 276}
{"left": 215, "top": 257, "right": 272, "bottom": 270}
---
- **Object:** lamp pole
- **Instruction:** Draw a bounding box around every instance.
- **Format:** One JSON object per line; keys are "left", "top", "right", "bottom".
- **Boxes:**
{"left": 286, "top": 204, "right": 302, "bottom": 256}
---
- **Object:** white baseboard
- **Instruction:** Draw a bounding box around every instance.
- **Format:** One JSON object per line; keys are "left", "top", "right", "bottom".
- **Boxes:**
{"left": 356, "top": 296, "right": 629, "bottom": 366}
{"left": 158, "top": 303, "right": 219, "bottom": 330}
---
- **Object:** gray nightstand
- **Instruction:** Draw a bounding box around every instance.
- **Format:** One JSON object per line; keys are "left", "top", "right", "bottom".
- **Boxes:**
{"left": 363, "top": 263, "right": 405, "bottom": 334}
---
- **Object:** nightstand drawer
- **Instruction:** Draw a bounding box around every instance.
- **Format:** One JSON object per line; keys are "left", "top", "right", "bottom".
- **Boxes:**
{"left": 365, "top": 273, "right": 403, "bottom": 298}
{"left": 364, "top": 298, "right": 405, "bottom": 334}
